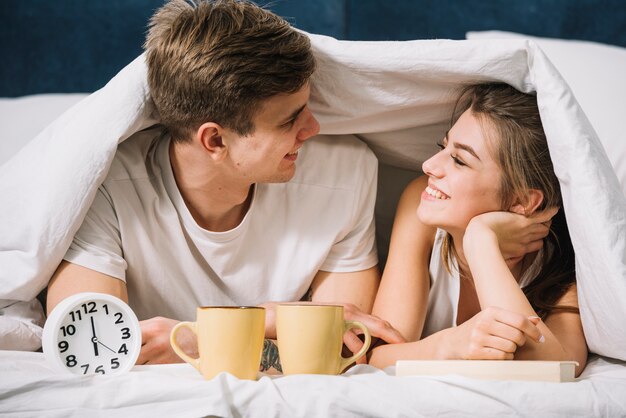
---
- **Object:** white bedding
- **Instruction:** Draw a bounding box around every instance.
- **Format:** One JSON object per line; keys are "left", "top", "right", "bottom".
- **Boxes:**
{"left": 0, "top": 34, "right": 626, "bottom": 417}
{"left": 0, "top": 350, "right": 625, "bottom": 417}
{"left": 1, "top": 35, "right": 625, "bottom": 357}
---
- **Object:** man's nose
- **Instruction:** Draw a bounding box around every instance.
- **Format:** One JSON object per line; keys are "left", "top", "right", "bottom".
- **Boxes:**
{"left": 297, "top": 109, "right": 320, "bottom": 141}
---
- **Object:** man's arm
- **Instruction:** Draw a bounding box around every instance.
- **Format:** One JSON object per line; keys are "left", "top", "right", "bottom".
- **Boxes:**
{"left": 47, "top": 261, "right": 128, "bottom": 315}
{"left": 48, "top": 260, "right": 196, "bottom": 365}
{"left": 309, "top": 266, "right": 379, "bottom": 313}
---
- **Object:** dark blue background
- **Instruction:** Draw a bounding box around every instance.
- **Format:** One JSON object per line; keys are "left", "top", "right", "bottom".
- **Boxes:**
{"left": 1, "top": 0, "right": 625, "bottom": 96}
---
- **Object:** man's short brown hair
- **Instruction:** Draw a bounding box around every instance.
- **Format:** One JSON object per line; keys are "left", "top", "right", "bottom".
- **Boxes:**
{"left": 144, "top": 0, "right": 316, "bottom": 141}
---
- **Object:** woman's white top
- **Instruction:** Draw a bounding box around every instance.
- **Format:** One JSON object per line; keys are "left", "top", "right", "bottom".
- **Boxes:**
{"left": 421, "top": 229, "right": 544, "bottom": 338}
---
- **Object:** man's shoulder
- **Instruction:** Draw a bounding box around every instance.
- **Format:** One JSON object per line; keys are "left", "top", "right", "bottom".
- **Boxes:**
{"left": 291, "top": 135, "right": 377, "bottom": 190}
{"left": 303, "top": 134, "right": 375, "bottom": 158}
{"left": 105, "top": 126, "right": 165, "bottom": 183}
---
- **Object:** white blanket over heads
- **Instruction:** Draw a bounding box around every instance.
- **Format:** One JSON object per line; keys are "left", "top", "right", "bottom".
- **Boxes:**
{"left": 1, "top": 35, "right": 625, "bottom": 360}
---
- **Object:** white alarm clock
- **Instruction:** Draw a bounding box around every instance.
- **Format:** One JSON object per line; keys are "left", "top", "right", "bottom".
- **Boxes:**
{"left": 42, "top": 292, "right": 142, "bottom": 376}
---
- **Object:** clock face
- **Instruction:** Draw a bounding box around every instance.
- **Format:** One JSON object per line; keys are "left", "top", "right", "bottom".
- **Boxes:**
{"left": 43, "top": 293, "right": 142, "bottom": 376}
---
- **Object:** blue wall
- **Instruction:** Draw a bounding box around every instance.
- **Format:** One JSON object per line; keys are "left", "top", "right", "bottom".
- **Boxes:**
{"left": 1, "top": 0, "right": 625, "bottom": 96}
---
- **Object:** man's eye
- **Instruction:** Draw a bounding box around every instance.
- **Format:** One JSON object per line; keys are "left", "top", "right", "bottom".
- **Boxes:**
{"left": 281, "top": 119, "right": 297, "bottom": 130}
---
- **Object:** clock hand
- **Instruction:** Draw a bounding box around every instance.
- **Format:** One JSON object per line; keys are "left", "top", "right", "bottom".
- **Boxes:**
{"left": 97, "top": 340, "right": 117, "bottom": 354}
{"left": 90, "top": 316, "right": 99, "bottom": 357}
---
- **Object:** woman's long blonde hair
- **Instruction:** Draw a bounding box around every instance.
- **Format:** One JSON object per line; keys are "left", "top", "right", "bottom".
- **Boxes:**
{"left": 443, "top": 83, "right": 577, "bottom": 318}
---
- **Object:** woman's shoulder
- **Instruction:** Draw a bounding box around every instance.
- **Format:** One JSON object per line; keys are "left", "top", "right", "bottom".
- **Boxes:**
{"left": 391, "top": 174, "right": 437, "bottom": 251}
{"left": 556, "top": 282, "right": 579, "bottom": 308}
{"left": 404, "top": 175, "right": 429, "bottom": 196}
{"left": 397, "top": 175, "right": 429, "bottom": 210}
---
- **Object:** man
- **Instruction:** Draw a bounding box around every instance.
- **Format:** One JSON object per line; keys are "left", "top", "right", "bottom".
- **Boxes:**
{"left": 47, "top": 0, "right": 402, "bottom": 365}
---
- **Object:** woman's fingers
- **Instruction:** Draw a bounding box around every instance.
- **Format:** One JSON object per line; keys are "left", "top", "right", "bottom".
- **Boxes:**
{"left": 343, "top": 305, "right": 406, "bottom": 344}
{"left": 486, "top": 307, "right": 544, "bottom": 344}
{"left": 529, "top": 222, "right": 550, "bottom": 238}
{"left": 470, "top": 346, "right": 515, "bottom": 360}
{"left": 525, "top": 239, "right": 545, "bottom": 253}
{"left": 461, "top": 308, "right": 545, "bottom": 360}
{"left": 343, "top": 329, "right": 367, "bottom": 364}
{"left": 530, "top": 206, "right": 559, "bottom": 225}
{"left": 486, "top": 320, "right": 527, "bottom": 347}
{"left": 343, "top": 329, "right": 364, "bottom": 352}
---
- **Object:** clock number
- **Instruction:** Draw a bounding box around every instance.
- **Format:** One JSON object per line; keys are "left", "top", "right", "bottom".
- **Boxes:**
{"left": 95, "top": 365, "right": 105, "bottom": 375}
{"left": 114, "top": 312, "right": 124, "bottom": 324}
{"left": 60, "top": 324, "right": 76, "bottom": 337}
{"left": 111, "top": 358, "right": 120, "bottom": 369}
{"left": 102, "top": 304, "right": 109, "bottom": 315}
{"left": 69, "top": 310, "right": 82, "bottom": 322}
{"left": 66, "top": 355, "right": 77, "bottom": 367}
{"left": 58, "top": 340, "right": 69, "bottom": 353}
{"left": 81, "top": 302, "right": 97, "bottom": 314}
{"left": 81, "top": 364, "right": 90, "bottom": 374}
{"left": 118, "top": 344, "right": 128, "bottom": 355}
{"left": 121, "top": 327, "right": 131, "bottom": 339}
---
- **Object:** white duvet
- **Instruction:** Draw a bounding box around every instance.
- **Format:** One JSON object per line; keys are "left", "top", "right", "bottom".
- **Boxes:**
{"left": 1, "top": 350, "right": 625, "bottom": 417}
{"left": 0, "top": 35, "right": 625, "bottom": 362}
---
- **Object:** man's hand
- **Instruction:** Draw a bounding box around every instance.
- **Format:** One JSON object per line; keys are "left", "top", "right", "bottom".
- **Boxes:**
{"left": 259, "top": 302, "right": 279, "bottom": 339}
{"left": 465, "top": 207, "right": 558, "bottom": 266}
{"left": 137, "top": 317, "right": 197, "bottom": 365}
{"left": 447, "top": 307, "right": 544, "bottom": 360}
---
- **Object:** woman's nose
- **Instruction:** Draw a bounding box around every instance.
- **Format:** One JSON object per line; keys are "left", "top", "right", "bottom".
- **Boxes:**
{"left": 422, "top": 152, "right": 444, "bottom": 178}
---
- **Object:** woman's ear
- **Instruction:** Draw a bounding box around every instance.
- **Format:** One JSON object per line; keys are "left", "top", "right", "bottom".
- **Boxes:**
{"left": 509, "top": 189, "right": 544, "bottom": 215}
{"left": 196, "top": 122, "right": 227, "bottom": 161}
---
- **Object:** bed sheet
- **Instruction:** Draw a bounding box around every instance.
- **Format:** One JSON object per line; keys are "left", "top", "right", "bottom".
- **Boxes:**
{"left": 1, "top": 351, "right": 625, "bottom": 417}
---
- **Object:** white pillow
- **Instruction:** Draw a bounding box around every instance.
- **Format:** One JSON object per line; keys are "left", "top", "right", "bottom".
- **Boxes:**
{"left": 466, "top": 31, "right": 626, "bottom": 196}
{"left": 0, "top": 94, "right": 88, "bottom": 166}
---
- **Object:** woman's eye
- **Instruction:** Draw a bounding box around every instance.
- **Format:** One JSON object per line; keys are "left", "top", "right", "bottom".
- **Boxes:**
{"left": 436, "top": 141, "right": 445, "bottom": 150}
{"left": 451, "top": 155, "right": 466, "bottom": 167}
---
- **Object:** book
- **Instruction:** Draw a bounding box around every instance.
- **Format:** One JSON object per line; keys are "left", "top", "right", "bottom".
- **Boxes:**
{"left": 395, "top": 360, "right": 578, "bottom": 382}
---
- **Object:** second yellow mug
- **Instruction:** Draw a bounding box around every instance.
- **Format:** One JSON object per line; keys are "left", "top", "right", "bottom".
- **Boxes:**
{"left": 276, "top": 304, "right": 371, "bottom": 375}
{"left": 170, "top": 306, "right": 265, "bottom": 380}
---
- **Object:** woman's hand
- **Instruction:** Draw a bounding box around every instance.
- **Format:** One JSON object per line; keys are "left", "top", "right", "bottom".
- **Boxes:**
{"left": 465, "top": 207, "right": 558, "bottom": 265}
{"left": 447, "top": 307, "right": 544, "bottom": 360}
{"left": 261, "top": 301, "right": 406, "bottom": 365}
{"left": 341, "top": 303, "right": 406, "bottom": 364}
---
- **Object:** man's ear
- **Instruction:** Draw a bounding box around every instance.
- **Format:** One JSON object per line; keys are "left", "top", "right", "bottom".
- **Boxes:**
{"left": 509, "top": 189, "right": 544, "bottom": 215}
{"left": 197, "top": 122, "right": 227, "bottom": 161}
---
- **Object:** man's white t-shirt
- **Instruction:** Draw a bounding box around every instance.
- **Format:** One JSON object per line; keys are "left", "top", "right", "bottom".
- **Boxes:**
{"left": 64, "top": 127, "right": 378, "bottom": 321}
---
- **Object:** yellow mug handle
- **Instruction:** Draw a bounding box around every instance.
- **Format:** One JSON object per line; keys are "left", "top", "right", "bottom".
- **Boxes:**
{"left": 170, "top": 321, "right": 200, "bottom": 371}
{"left": 339, "top": 320, "right": 371, "bottom": 373}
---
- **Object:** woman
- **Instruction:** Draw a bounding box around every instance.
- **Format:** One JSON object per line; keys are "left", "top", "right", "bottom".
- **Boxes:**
{"left": 369, "top": 83, "right": 588, "bottom": 376}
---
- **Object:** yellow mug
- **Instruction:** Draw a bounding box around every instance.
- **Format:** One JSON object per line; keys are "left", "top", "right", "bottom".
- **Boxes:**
{"left": 276, "top": 304, "right": 371, "bottom": 375}
{"left": 170, "top": 306, "right": 265, "bottom": 380}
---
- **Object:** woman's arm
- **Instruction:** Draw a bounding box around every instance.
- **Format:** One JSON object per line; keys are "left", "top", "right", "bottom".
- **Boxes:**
{"left": 371, "top": 175, "right": 436, "bottom": 342}
{"left": 369, "top": 327, "right": 456, "bottom": 368}
{"left": 369, "top": 305, "right": 543, "bottom": 368}
{"left": 515, "top": 285, "right": 588, "bottom": 374}
{"left": 370, "top": 202, "right": 559, "bottom": 369}
{"left": 463, "top": 218, "right": 587, "bottom": 376}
